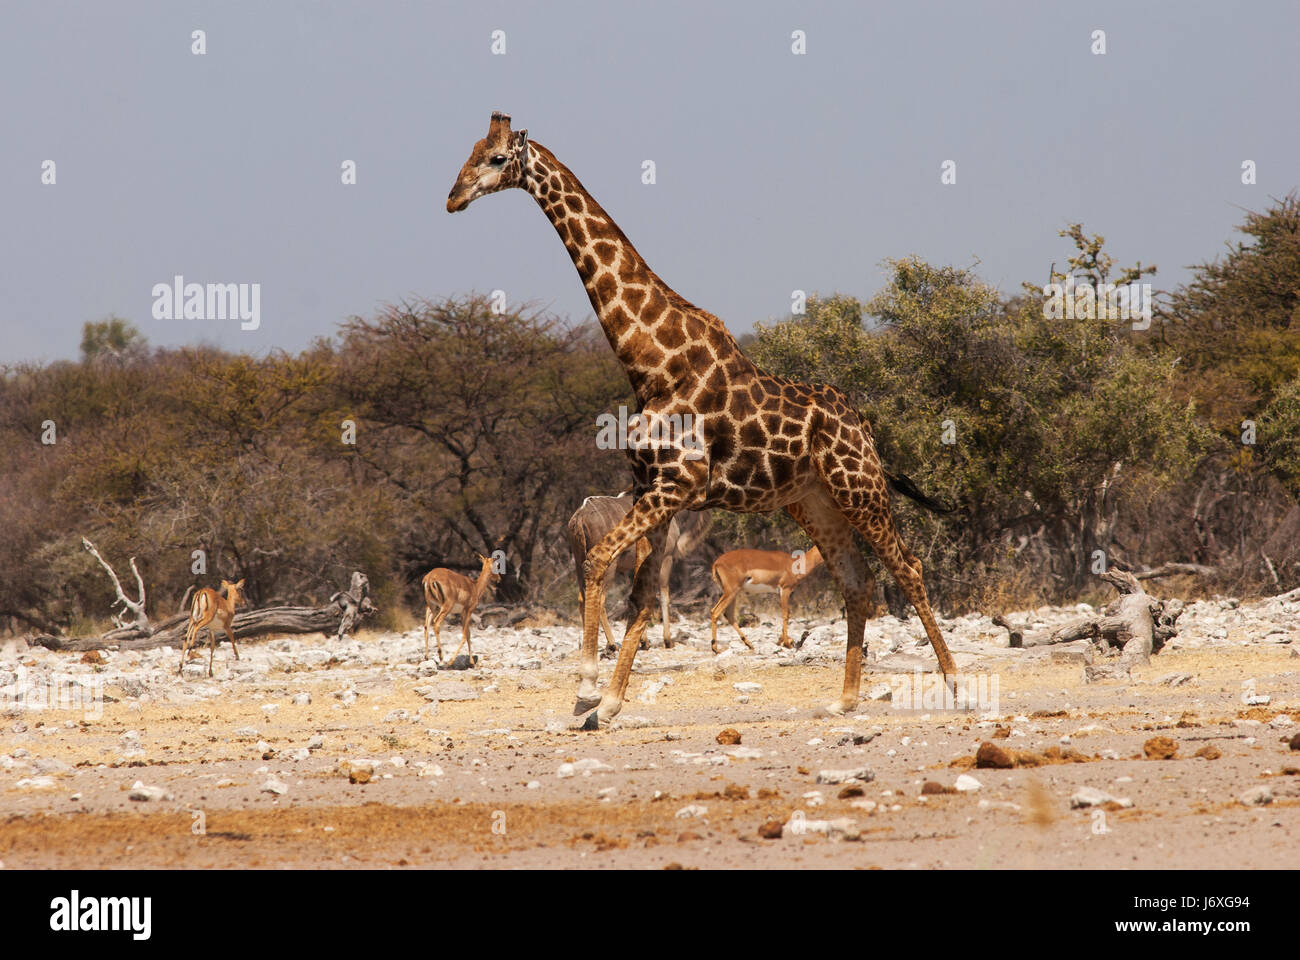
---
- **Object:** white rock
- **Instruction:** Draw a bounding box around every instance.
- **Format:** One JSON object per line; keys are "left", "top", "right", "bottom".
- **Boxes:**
{"left": 675, "top": 804, "right": 707, "bottom": 818}
{"left": 816, "top": 766, "right": 875, "bottom": 785}
{"left": 954, "top": 774, "right": 982, "bottom": 793}
{"left": 1070, "top": 786, "right": 1132, "bottom": 809}
{"left": 863, "top": 681, "right": 894, "bottom": 702}
{"left": 291, "top": 692, "right": 311, "bottom": 706}
{"left": 261, "top": 778, "right": 289, "bottom": 796}
{"left": 129, "top": 781, "right": 172, "bottom": 802}
{"left": 15, "top": 776, "right": 55, "bottom": 790}
{"left": 556, "top": 763, "right": 575, "bottom": 779}
{"left": 572, "top": 758, "right": 613, "bottom": 775}
{"left": 733, "top": 682, "right": 763, "bottom": 694}
{"left": 1238, "top": 785, "right": 1273, "bottom": 806}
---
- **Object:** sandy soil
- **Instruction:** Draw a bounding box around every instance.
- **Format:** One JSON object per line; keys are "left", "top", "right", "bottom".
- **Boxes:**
{"left": 2, "top": 598, "right": 1298, "bottom": 869}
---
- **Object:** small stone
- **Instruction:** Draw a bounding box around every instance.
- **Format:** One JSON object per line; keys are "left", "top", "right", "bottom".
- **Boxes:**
{"left": 867, "top": 682, "right": 892, "bottom": 702}
{"left": 342, "top": 760, "right": 373, "bottom": 784}
{"left": 1070, "top": 786, "right": 1132, "bottom": 809}
{"left": 233, "top": 726, "right": 258, "bottom": 739}
{"left": 733, "top": 682, "right": 762, "bottom": 694}
{"left": 954, "top": 774, "right": 982, "bottom": 793}
{"left": 572, "top": 758, "right": 613, "bottom": 775}
{"left": 1244, "top": 694, "right": 1271, "bottom": 706}
{"left": 1143, "top": 736, "right": 1178, "bottom": 760}
{"left": 291, "top": 692, "right": 311, "bottom": 706}
{"left": 261, "top": 704, "right": 279, "bottom": 715}
{"left": 816, "top": 766, "right": 875, "bottom": 785}
{"left": 675, "top": 804, "right": 708, "bottom": 818}
{"left": 526, "top": 780, "right": 541, "bottom": 789}
{"left": 1238, "top": 785, "right": 1273, "bottom": 806}
{"left": 556, "top": 763, "right": 575, "bottom": 779}
{"left": 1193, "top": 744, "right": 1222, "bottom": 760}
{"left": 128, "top": 781, "right": 172, "bottom": 802}
{"left": 975, "top": 742, "right": 1014, "bottom": 769}
{"left": 758, "top": 820, "right": 783, "bottom": 839}
{"left": 921, "top": 781, "right": 953, "bottom": 795}
{"left": 307, "top": 734, "right": 325, "bottom": 750}
{"left": 716, "top": 728, "right": 742, "bottom": 746}
{"left": 261, "top": 778, "right": 288, "bottom": 796}
{"left": 15, "top": 777, "right": 55, "bottom": 790}
{"left": 837, "top": 784, "right": 866, "bottom": 799}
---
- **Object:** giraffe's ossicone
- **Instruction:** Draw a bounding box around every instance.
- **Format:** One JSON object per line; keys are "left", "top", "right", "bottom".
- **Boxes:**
{"left": 448, "top": 111, "right": 958, "bottom": 726}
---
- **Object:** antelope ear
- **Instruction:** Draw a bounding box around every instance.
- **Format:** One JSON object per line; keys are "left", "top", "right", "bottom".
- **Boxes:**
{"left": 235, "top": 578, "right": 245, "bottom": 588}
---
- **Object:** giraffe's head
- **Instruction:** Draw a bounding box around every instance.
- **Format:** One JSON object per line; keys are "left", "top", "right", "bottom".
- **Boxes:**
{"left": 446, "top": 111, "right": 529, "bottom": 213}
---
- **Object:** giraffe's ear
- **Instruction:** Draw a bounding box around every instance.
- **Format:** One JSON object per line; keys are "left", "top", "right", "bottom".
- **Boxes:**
{"left": 512, "top": 129, "right": 528, "bottom": 149}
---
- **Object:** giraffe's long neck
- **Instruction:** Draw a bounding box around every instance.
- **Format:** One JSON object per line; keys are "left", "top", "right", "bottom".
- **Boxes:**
{"left": 524, "top": 142, "right": 731, "bottom": 401}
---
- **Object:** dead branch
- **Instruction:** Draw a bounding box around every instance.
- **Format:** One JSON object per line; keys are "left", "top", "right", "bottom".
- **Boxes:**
{"left": 1133, "top": 562, "right": 1217, "bottom": 581}
{"left": 81, "top": 537, "right": 149, "bottom": 631}
{"left": 26, "top": 571, "right": 375, "bottom": 653}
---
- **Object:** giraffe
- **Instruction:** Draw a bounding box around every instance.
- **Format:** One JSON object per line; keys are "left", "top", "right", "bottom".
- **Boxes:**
{"left": 447, "top": 112, "right": 957, "bottom": 726}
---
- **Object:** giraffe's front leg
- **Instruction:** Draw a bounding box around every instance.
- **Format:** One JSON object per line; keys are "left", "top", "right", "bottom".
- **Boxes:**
{"left": 590, "top": 522, "right": 668, "bottom": 727}
{"left": 576, "top": 488, "right": 683, "bottom": 725}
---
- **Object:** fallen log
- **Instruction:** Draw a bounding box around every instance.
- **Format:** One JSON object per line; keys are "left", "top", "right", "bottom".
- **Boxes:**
{"left": 1038, "top": 569, "right": 1184, "bottom": 682}
{"left": 26, "top": 572, "right": 375, "bottom": 653}
{"left": 1133, "top": 562, "right": 1217, "bottom": 581}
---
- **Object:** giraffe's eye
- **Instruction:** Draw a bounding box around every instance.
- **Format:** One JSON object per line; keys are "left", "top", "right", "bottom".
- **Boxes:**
{"left": 489, "top": 155, "right": 507, "bottom": 167}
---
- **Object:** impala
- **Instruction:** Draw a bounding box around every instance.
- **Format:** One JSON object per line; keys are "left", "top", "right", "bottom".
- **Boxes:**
{"left": 709, "top": 548, "right": 824, "bottom": 653}
{"left": 422, "top": 554, "right": 499, "bottom": 664}
{"left": 178, "top": 578, "right": 246, "bottom": 677}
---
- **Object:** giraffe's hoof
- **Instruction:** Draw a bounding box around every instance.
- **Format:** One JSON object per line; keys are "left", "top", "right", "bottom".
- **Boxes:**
{"left": 572, "top": 707, "right": 609, "bottom": 731}
{"left": 595, "top": 696, "right": 623, "bottom": 726}
{"left": 573, "top": 694, "right": 602, "bottom": 716}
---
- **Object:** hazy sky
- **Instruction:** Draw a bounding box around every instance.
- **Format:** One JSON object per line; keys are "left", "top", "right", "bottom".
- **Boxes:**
{"left": 3, "top": 1, "right": 1297, "bottom": 363}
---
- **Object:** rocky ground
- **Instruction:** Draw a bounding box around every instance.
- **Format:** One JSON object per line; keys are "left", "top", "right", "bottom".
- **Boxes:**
{"left": 1, "top": 591, "right": 1298, "bottom": 869}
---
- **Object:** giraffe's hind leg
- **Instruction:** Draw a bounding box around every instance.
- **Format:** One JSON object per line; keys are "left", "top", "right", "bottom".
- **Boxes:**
{"left": 786, "top": 488, "right": 875, "bottom": 715}
{"left": 817, "top": 446, "right": 957, "bottom": 681}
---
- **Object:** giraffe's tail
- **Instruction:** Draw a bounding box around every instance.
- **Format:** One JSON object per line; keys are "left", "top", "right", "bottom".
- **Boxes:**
{"left": 883, "top": 469, "right": 955, "bottom": 514}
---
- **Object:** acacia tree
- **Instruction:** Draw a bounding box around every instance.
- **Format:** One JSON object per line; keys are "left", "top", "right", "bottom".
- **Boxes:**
{"left": 327, "top": 296, "right": 629, "bottom": 602}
